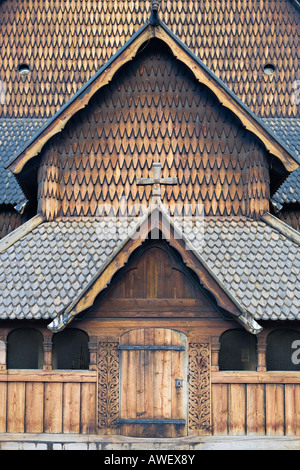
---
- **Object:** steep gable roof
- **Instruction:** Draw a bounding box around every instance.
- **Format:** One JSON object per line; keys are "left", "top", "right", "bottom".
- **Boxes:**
{"left": 6, "top": 18, "right": 299, "bottom": 186}
{"left": 0, "top": 0, "right": 299, "bottom": 119}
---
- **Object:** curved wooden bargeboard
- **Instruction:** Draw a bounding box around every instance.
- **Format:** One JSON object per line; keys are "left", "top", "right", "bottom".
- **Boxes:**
{"left": 118, "top": 328, "right": 188, "bottom": 437}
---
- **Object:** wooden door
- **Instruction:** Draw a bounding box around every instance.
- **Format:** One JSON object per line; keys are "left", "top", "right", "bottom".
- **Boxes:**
{"left": 118, "top": 328, "right": 188, "bottom": 437}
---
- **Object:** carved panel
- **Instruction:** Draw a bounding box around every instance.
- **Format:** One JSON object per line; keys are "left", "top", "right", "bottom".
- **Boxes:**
{"left": 188, "top": 342, "right": 211, "bottom": 434}
{"left": 98, "top": 342, "right": 119, "bottom": 430}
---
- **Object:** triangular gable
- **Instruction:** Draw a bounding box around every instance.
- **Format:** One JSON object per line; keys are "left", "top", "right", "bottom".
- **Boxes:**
{"left": 7, "top": 19, "right": 299, "bottom": 178}
{"left": 48, "top": 204, "right": 262, "bottom": 334}
{"left": 87, "top": 239, "right": 226, "bottom": 320}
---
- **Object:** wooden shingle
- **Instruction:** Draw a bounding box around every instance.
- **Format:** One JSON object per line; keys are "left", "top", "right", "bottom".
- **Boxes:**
{"left": 0, "top": 0, "right": 299, "bottom": 118}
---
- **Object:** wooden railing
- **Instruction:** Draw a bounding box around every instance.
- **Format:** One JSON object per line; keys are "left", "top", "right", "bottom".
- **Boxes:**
{"left": 211, "top": 372, "right": 300, "bottom": 435}
{"left": 0, "top": 370, "right": 97, "bottom": 434}
{"left": 1, "top": 369, "right": 300, "bottom": 436}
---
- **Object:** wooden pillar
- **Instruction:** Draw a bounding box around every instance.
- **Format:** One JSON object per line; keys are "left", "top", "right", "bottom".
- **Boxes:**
{"left": 211, "top": 336, "right": 220, "bottom": 372}
{"left": 0, "top": 337, "right": 6, "bottom": 371}
{"left": 257, "top": 334, "right": 267, "bottom": 372}
{"left": 43, "top": 338, "right": 53, "bottom": 371}
{"left": 88, "top": 336, "right": 97, "bottom": 371}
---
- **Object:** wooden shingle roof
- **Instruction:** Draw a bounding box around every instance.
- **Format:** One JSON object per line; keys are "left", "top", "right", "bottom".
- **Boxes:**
{"left": 0, "top": 0, "right": 299, "bottom": 119}
{"left": 0, "top": 118, "right": 45, "bottom": 205}
{"left": 0, "top": 208, "right": 299, "bottom": 332}
{"left": 0, "top": 1, "right": 299, "bottom": 330}
{"left": 7, "top": 21, "right": 299, "bottom": 209}
{"left": 0, "top": 0, "right": 299, "bottom": 210}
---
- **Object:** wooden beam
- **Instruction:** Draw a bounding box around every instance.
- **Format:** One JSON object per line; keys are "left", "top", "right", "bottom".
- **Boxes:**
{"left": 212, "top": 371, "right": 300, "bottom": 384}
{"left": 0, "top": 370, "right": 97, "bottom": 383}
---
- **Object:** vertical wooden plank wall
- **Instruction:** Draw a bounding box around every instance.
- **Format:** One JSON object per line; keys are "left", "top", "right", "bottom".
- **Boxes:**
{"left": 0, "top": 374, "right": 97, "bottom": 434}
{"left": 212, "top": 379, "right": 300, "bottom": 435}
{"left": 1, "top": 374, "right": 300, "bottom": 436}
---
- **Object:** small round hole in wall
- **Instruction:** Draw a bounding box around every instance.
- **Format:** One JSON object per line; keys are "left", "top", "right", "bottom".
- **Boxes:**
{"left": 17, "top": 63, "right": 31, "bottom": 76}
{"left": 263, "top": 63, "right": 275, "bottom": 76}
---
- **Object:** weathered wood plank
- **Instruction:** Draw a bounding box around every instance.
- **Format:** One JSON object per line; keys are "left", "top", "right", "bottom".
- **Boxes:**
{"left": 171, "top": 330, "right": 187, "bottom": 437}
{"left": 0, "top": 370, "right": 97, "bottom": 382}
{"left": 7, "top": 382, "right": 25, "bottom": 433}
{"left": 44, "top": 382, "right": 63, "bottom": 433}
{"left": 161, "top": 329, "right": 172, "bottom": 423}
{"left": 120, "top": 334, "right": 129, "bottom": 427}
{"left": 135, "top": 329, "right": 145, "bottom": 438}
{"left": 228, "top": 384, "right": 246, "bottom": 435}
{"left": 63, "top": 382, "right": 81, "bottom": 433}
{"left": 212, "top": 371, "right": 300, "bottom": 384}
{"left": 266, "top": 384, "right": 284, "bottom": 435}
{"left": 144, "top": 328, "right": 155, "bottom": 437}
{"left": 246, "top": 384, "right": 265, "bottom": 435}
{"left": 25, "top": 382, "right": 44, "bottom": 433}
{"left": 120, "top": 329, "right": 138, "bottom": 436}
{"left": 91, "top": 298, "right": 215, "bottom": 314}
{"left": 285, "top": 384, "right": 300, "bottom": 435}
{"left": 81, "top": 383, "right": 96, "bottom": 434}
{"left": 212, "top": 384, "right": 228, "bottom": 435}
{"left": 0, "top": 214, "right": 44, "bottom": 254}
{"left": 153, "top": 329, "right": 165, "bottom": 423}
{"left": 0, "top": 382, "right": 7, "bottom": 432}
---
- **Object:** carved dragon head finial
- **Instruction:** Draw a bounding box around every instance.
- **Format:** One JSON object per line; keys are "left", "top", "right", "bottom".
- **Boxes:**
{"left": 152, "top": 0, "right": 161, "bottom": 11}
{"left": 150, "top": 0, "right": 161, "bottom": 25}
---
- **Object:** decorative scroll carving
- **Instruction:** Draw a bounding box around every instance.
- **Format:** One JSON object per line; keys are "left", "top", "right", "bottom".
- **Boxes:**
{"left": 98, "top": 342, "right": 119, "bottom": 429}
{"left": 188, "top": 342, "right": 211, "bottom": 434}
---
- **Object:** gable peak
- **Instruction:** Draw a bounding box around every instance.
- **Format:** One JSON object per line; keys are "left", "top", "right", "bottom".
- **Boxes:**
{"left": 150, "top": 0, "right": 162, "bottom": 25}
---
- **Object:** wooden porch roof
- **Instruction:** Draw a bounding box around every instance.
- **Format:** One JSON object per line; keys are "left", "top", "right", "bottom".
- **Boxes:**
{"left": 0, "top": 206, "right": 299, "bottom": 332}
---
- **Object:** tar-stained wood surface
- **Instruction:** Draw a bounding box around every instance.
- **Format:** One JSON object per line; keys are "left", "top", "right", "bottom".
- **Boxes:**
{"left": 37, "top": 39, "right": 272, "bottom": 220}
{"left": 119, "top": 328, "right": 188, "bottom": 437}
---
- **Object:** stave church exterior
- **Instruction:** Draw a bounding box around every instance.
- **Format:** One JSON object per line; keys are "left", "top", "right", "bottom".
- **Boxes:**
{"left": 0, "top": 0, "right": 299, "bottom": 439}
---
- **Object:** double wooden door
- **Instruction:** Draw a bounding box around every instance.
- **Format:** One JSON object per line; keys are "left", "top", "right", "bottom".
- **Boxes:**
{"left": 118, "top": 328, "right": 188, "bottom": 437}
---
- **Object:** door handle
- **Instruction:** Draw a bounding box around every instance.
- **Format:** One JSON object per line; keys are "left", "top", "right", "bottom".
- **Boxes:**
{"left": 175, "top": 378, "right": 183, "bottom": 388}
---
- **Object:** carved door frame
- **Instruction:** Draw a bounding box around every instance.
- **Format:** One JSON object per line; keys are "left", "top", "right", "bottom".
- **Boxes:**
{"left": 97, "top": 335, "right": 211, "bottom": 435}
{"left": 188, "top": 341, "right": 211, "bottom": 435}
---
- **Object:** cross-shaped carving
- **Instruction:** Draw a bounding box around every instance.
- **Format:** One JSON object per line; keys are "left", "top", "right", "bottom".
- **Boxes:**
{"left": 136, "top": 162, "right": 178, "bottom": 202}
